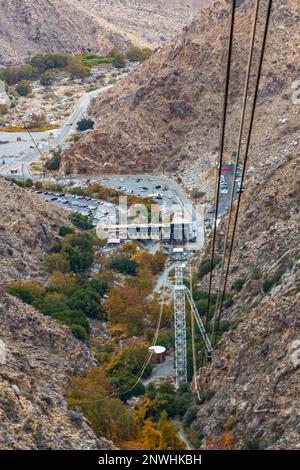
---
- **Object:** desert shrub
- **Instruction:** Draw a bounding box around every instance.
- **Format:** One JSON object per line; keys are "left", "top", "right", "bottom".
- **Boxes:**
{"left": 241, "top": 440, "right": 261, "bottom": 450}
{"left": 8, "top": 178, "right": 33, "bottom": 188}
{"left": 16, "top": 80, "right": 32, "bottom": 96}
{"left": 31, "top": 52, "right": 70, "bottom": 72}
{"left": 70, "top": 324, "right": 88, "bottom": 341}
{"left": 217, "top": 320, "right": 232, "bottom": 333}
{"left": 43, "top": 252, "right": 69, "bottom": 273}
{"left": 199, "top": 389, "right": 215, "bottom": 404}
{"left": 8, "top": 281, "right": 44, "bottom": 305}
{"left": 192, "top": 190, "right": 206, "bottom": 199}
{"left": 251, "top": 268, "right": 262, "bottom": 280}
{"left": 40, "top": 69, "right": 57, "bottom": 86}
{"left": 76, "top": 118, "right": 94, "bottom": 132}
{"left": 0, "top": 66, "right": 20, "bottom": 85}
{"left": 59, "top": 226, "right": 74, "bottom": 237}
{"left": 26, "top": 113, "right": 47, "bottom": 129}
{"left": 224, "top": 294, "right": 234, "bottom": 308}
{"left": 231, "top": 277, "right": 245, "bottom": 292}
{"left": 263, "top": 272, "right": 282, "bottom": 293}
{"left": 18, "top": 64, "right": 39, "bottom": 81}
{"left": 198, "top": 257, "right": 222, "bottom": 279}
{"left": 183, "top": 406, "right": 199, "bottom": 428}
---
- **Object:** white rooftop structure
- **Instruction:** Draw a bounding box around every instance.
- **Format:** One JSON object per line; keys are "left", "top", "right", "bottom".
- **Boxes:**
{"left": 149, "top": 345, "right": 166, "bottom": 355}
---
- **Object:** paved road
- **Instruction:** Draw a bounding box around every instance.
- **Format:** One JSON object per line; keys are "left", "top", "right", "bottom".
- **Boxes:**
{"left": 0, "top": 86, "right": 112, "bottom": 177}
{"left": 142, "top": 354, "right": 175, "bottom": 387}
{"left": 154, "top": 262, "right": 175, "bottom": 293}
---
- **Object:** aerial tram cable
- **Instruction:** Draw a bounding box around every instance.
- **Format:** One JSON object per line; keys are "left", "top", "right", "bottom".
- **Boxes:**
{"left": 196, "top": 0, "right": 236, "bottom": 380}
{"left": 76, "top": 278, "right": 168, "bottom": 405}
{"left": 13, "top": 104, "right": 47, "bottom": 161}
{"left": 212, "top": 0, "right": 273, "bottom": 346}
{"left": 211, "top": 0, "right": 261, "bottom": 342}
{"left": 203, "top": 0, "right": 237, "bottom": 336}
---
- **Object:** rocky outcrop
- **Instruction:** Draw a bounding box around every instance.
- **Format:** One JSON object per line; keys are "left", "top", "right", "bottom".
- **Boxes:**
{"left": 192, "top": 150, "right": 300, "bottom": 449}
{"left": 0, "top": 178, "right": 69, "bottom": 283}
{"left": 0, "top": 294, "right": 114, "bottom": 449}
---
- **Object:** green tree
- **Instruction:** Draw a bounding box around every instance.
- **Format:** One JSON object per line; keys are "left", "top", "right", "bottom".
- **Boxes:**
{"left": 69, "top": 211, "right": 94, "bottom": 230}
{"left": 45, "top": 148, "right": 62, "bottom": 171}
{"left": 112, "top": 53, "right": 126, "bottom": 69}
{"left": 109, "top": 255, "right": 138, "bottom": 276}
{"left": 43, "top": 252, "right": 69, "bottom": 273}
{"left": 158, "top": 411, "right": 186, "bottom": 450}
{"left": 126, "top": 46, "right": 152, "bottom": 62}
{"left": 0, "top": 66, "right": 20, "bottom": 85}
{"left": 68, "top": 61, "right": 91, "bottom": 79}
{"left": 18, "top": 64, "right": 39, "bottom": 81}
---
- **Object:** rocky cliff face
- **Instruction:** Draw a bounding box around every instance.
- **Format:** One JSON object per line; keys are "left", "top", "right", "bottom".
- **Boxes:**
{"left": 193, "top": 153, "right": 300, "bottom": 449}
{"left": 0, "top": 294, "right": 114, "bottom": 449}
{"left": 0, "top": 0, "right": 207, "bottom": 66}
{"left": 61, "top": 0, "right": 299, "bottom": 198}
{"left": 0, "top": 179, "right": 114, "bottom": 449}
{"left": 0, "top": 178, "right": 68, "bottom": 284}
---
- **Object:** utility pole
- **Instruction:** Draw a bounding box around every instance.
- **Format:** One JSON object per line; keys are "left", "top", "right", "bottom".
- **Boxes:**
{"left": 174, "top": 261, "right": 187, "bottom": 386}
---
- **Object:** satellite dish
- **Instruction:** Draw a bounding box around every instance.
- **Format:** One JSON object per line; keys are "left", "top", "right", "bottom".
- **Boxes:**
{"left": 149, "top": 345, "right": 166, "bottom": 355}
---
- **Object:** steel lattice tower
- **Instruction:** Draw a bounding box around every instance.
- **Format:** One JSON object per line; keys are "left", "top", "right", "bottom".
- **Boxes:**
{"left": 174, "top": 262, "right": 187, "bottom": 385}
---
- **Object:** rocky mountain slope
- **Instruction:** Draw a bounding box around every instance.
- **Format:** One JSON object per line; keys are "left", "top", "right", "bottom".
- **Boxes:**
{"left": 73, "top": 0, "right": 211, "bottom": 50}
{"left": 0, "top": 178, "right": 68, "bottom": 283}
{"left": 61, "top": 0, "right": 299, "bottom": 197}
{"left": 0, "top": 179, "right": 114, "bottom": 449}
{"left": 0, "top": 293, "right": 115, "bottom": 450}
{"left": 193, "top": 153, "right": 300, "bottom": 450}
{"left": 0, "top": 0, "right": 209, "bottom": 66}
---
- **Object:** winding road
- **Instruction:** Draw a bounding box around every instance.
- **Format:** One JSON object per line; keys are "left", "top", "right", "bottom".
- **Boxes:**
{"left": 0, "top": 85, "right": 112, "bottom": 178}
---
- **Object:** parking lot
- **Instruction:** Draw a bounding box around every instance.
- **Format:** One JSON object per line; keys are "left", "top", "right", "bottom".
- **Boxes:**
{"left": 31, "top": 189, "right": 119, "bottom": 226}
{"left": 204, "top": 166, "right": 243, "bottom": 229}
